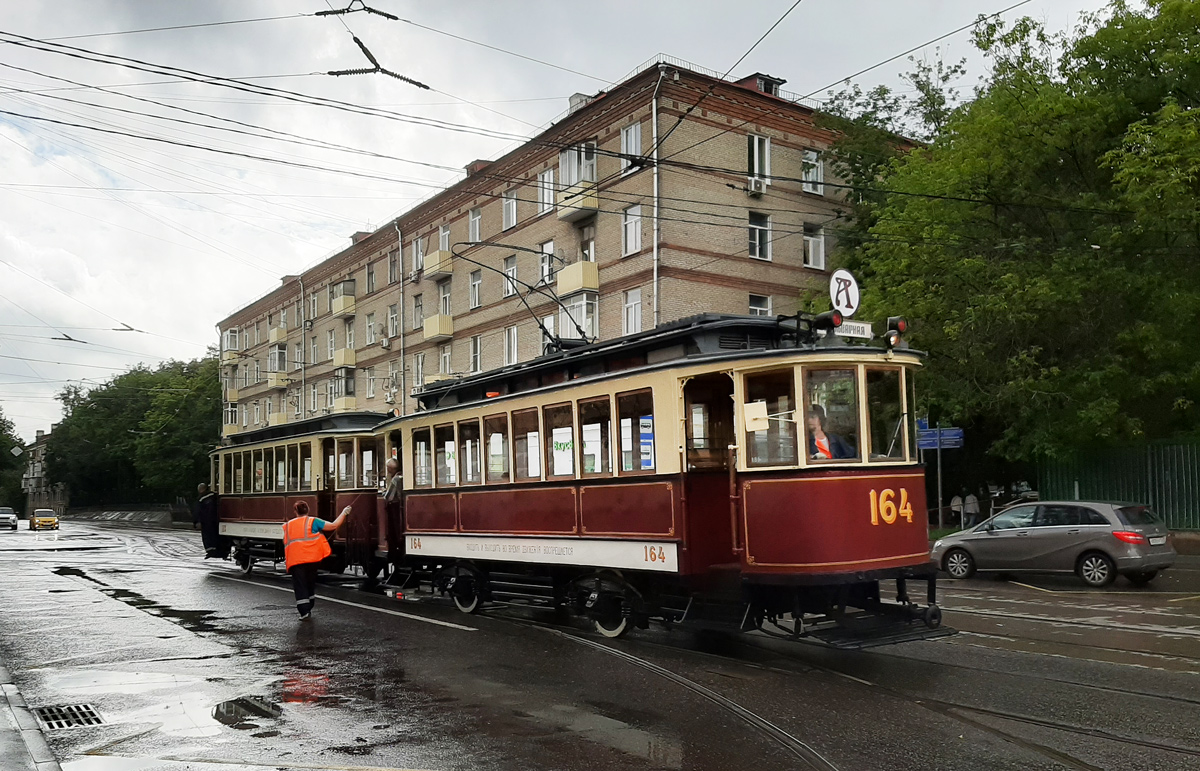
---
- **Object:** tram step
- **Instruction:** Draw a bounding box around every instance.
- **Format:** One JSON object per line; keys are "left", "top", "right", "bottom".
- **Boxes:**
{"left": 490, "top": 589, "right": 556, "bottom": 603}
{"left": 808, "top": 621, "right": 956, "bottom": 650}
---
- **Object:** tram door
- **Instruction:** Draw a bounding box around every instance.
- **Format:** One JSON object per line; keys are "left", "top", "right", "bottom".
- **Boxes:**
{"left": 385, "top": 429, "right": 404, "bottom": 558}
{"left": 318, "top": 438, "right": 336, "bottom": 522}
{"left": 683, "top": 374, "right": 738, "bottom": 572}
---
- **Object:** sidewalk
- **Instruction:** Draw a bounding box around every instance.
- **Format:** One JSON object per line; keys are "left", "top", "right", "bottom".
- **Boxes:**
{"left": 0, "top": 664, "right": 60, "bottom": 771}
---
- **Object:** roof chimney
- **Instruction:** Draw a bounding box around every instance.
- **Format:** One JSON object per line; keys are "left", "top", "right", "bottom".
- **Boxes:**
{"left": 350, "top": 231, "right": 372, "bottom": 245}
{"left": 568, "top": 92, "right": 594, "bottom": 115}
{"left": 281, "top": 274, "right": 299, "bottom": 286}
{"left": 465, "top": 159, "right": 492, "bottom": 175}
{"left": 735, "top": 73, "right": 787, "bottom": 97}
{"left": 36, "top": 430, "right": 44, "bottom": 440}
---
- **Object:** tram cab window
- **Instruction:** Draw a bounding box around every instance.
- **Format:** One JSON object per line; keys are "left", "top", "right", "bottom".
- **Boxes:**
{"left": 412, "top": 428, "right": 433, "bottom": 488}
{"left": 263, "top": 448, "right": 274, "bottom": 493}
{"left": 359, "top": 439, "right": 381, "bottom": 488}
{"left": 866, "top": 368, "right": 906, "bottom": 461}
{"left": 337, "top": 439, "right": 356, "bottom": 489}
{"left": 299, "top": 443, "right": 313, "bottom": 491}
{"left": 275, "top": 448, "right": 287, "bottom": 491}
{"left": 744, "top": 371, "right": 797, "bottom": 467}
{"left": 805, "top": 369, "right": 860, "bottom": 462}
{"left": 484, "top": 414, "right": 510, "bottom": 483}
{"left": 286, "top": 445, "right": 299, "bottom": 491}
{"left": 459, "top": 420, "right": 482, "bottom": 485}
{"left": 513, "top": 409, "right": 541, "bottom": 481}
{"left": 617, "top": 390, "right": 655, "bottom": 473}
{"left": 252, "top": 449, "right": 265, "bottom": 492}
{"left": 684, "top": 374, "right": 735, "bottom": 471}
{"left": 578, "top": 397, "right": 612, "bottom": 476}
{"left": 544, "top": 404, "right": 575, "bottom": 478}
{"left": 240, "top": 451, "right": 251, "bottom": 493}
{"left": 223, "top": 455, "right": 234, "bottom": 494}
{"left": 435, "top": 424, "right": 457, "bottom": 486}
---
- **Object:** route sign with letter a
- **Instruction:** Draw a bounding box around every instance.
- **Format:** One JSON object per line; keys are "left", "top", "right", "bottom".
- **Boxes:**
{"left": 829, "top": 269, "right": 860, "bottom": 318}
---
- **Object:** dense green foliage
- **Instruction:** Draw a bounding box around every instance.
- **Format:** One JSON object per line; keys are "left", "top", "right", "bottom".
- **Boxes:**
{"left": 0, "top": 409, "right": 24, "bottom": 512}
{"left": 825, "top": 0, "right": 1200, "bottom": 464}
{"left": 45, "top": 356, "right": 221, "bottom": 506}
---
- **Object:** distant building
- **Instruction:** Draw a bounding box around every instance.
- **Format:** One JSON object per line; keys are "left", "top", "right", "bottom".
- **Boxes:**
{"left": 21, "top": 429, "right": 68, "bottom": 513}
{"left": 217, "top": 56, "right": 843, "bottom": 438}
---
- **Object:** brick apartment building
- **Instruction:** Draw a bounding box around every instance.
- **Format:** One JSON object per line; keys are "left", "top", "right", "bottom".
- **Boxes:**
{"left": 216, "top": 57, "right": 843, "bottom": 439}
{"left": 21, "top": 429, "right": 69, "bottom": 513}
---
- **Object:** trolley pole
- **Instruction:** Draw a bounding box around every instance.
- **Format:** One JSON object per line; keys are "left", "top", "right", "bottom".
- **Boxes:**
{"left": 936, "top": 420, "right": 944, "bottom": 529}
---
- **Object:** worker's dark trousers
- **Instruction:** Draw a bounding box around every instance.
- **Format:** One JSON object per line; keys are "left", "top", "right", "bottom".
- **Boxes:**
{"left": 289, "top": 562, "right": 320, "bottom": 616}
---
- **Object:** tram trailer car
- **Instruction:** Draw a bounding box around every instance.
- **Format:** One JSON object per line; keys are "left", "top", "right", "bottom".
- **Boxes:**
{"left": 377, "top": 314, "right": 950, "bottom": 648}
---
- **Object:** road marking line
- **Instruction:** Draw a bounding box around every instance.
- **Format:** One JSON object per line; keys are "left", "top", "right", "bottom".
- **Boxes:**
{"left": 1009, "top": 581, "right": 1058, "bottom": 593}
{"left": 1168, "top": 594, "right": 1200, "bottom": 603}
{"left": 212, "top": 575, "right": 477, "bottom": 632}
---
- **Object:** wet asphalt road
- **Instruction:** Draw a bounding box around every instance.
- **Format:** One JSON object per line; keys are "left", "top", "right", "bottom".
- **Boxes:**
{"left": 0, "top": 522, "right": 1198, "bottom": 771}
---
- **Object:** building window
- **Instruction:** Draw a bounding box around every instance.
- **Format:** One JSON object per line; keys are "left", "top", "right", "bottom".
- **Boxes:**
{"left": 254, "top": 323, "right": 260, "bottom": 346}
{"left": 541, "top": 315, "right": 556, "bottom": 355}
{"left": 623, "top": 288, "right": 642, "bottom": 335}
{"left": 504, "top": 325, "right": 518, "bottom": 365}
{"left": 311, "top": 336, "right": 318, "bottom": 367}
{"left": 413, "top": 352, "right": 425, "bottom": 387}
{"left": 803, "top": 224, "right": 825, "bottom": 269}
{"left": 620, "top": 121, "right": 642, "bottom": 174}
{"left": 560, "top": 142, "right": 597, "bottom": 185}
{"left": 222, "top": 328, "right": 239, "bottom": 351}
{"left": 366, "top": 366, "right": 376, "bottom": 398}
{"left": 539, "top": 240, "right": 555, "bottom": 284}
{"left": 268, "top": 344, "right": 287, "bottom": 372}
{"left": 388, "top": 360, "right": 399, "bottom": 393}
{"left": 469, "top": 270, "right": 482, "bottom": 309}
{"left": 503, "top": 255, "right": 517, "bottom": 297}
{"left": 327, "top": 329, "right": 335, "bottom": 360}
{"left": 469, "top": 335, "right": 481, "bottom": 373}
{"left": 438, "top": 279, "right": 452, "bottom": 316}
{"left": 365, "top": 312, "right": 376, "bottom": 345}
{"left": 802, "top": 149, "right": 824, "bottom": 195}
{"left": 294, "top": 342, "right": 302, "bottom": 371}
{"left": 308, "top": 293, "right": 318, "bottom": 319}
{"left": 294, "top": 389, "right": 301, "bottom": 416}
{"left": 265, "top": 398, "right": 273, "bottom": 418}
{"left": 413, "top": 294, "right": 423, "bottom": 328}
{"left": 749, "top": 294, "right": 772, "bottom": 316}
{"left": 365, "top": 264, "right": 376, "bottom": 294}
{"left": 388, "top": 249, "right": 399, "bottom": 284}
{"left": 438, "top": 224, "right": 450, "bottom": 252}
{"left": 559, "top": 292, "right": 597, "bottom": 340}
{"left": 502, "top": 190, "right": 517, "bottom": 230}
{"left": 387, "top": 304, "right": 399, "bottom": 337}
{"left": 253, "top": 401, "right": 261, "bottom": 425}
{"left": 439, "top": 344, "right": 452, "bottom": 374}
{"left": 344, "top": 318, "right": 355, "bottom": 349}
{"left": 748, "top": 134, "right": 770, "bottom": 181}
{"left": 622, "top": 205, "right": 642, "bottom": 256}
{"left": 310, "top": 384, "right": 318, "bottom": 413}
{"left": 224, "top": 403, "right": 238, "bottom": 425}
{"left": 468, "top": 207, "right": 481, "bottom": 242}
{"left": 241, "top": 403, "right": 248, "bottom": 427}
{"left": 579, "top": 224, "right": 595, "bottom": 262}
{"left": 538, "top": 168, "right": 555, "bottom": 213}
{"left": 412, "top": 236, "right": 425, "bottom": 272}
{"left": 749, "top": 212, "right": 771, "bottom": 260}
{"left": 333, "top": 367, "right": 355, "bottom": 398}
{"left": 254, "top": 359, "right": 261, "bottom": 383}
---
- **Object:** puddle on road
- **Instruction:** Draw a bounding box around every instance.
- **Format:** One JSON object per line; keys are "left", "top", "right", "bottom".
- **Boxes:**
{"left": 47, "top": 669, "right": 201, "bottom": 696}
{"left": 99, "top": 586, "right": 220, "bottom": 634}
{"left": 53, "top": 566, "right": 107, "bottom": 585}
{"left": 212, "top": 696, "right": 283, "bottom": 729}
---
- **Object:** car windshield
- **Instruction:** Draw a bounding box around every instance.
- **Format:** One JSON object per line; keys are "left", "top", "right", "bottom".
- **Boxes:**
{"left": 1117, "top": 505, "right": 1159, "bottom": 526}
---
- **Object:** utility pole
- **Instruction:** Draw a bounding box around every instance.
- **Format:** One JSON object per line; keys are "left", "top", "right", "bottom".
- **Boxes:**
{"left": 936, "top": 420, "right": 944, "bottom": 529}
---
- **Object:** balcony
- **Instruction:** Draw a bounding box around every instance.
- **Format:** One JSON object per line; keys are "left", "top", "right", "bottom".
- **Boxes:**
{"left": 220, "top": 350, "right": 239, "bottom": 365}
{"left": 556, "top": 261, "right": 599, "bottom": 296}
{"left": 425, "top": 249, "right": 453, "bottom": 278}
{"left": 267, "top": 412, "right": 289, "bottom": 427}
{"left": 333, "top": 348, "right": 356, "bottom": 368}
{"left": 557, "top": 180, "right": 599, "bottom": 222}
{"left": 225, "top": 387, "right": 239, "bottom": 402}
{"left": 222, "top": 424, "right": 240, "bottom": 438}
{"left": 331, "top": 294, "right": 356, "bottom": 318}
{"left": 334, "top": 395, "right": 357, "bottom": 412}
{"left": 268, "top": 326, "right": 287, "bottom": 344}
{"left": 422, "top": 314, "right": 454, "bottom": 341}
{"left": 266, "top": 372, "right": 289, "bottom": 390}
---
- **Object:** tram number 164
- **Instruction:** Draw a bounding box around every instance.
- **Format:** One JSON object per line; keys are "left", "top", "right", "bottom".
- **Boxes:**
{"left": 869, "top": 488, "right": 915, "bottom": 526}
{"left": 643, "top": 545, "right": 668, "bottom": 563}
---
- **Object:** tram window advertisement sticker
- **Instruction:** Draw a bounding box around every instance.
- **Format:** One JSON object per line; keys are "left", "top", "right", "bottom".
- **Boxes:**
{"left": 551, "top": 425, "right": 574, "bottom": 475}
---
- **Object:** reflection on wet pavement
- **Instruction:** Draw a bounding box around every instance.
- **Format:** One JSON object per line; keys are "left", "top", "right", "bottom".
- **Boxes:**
{"left": 211, "top": 696, "right": 283, "bottom": 728}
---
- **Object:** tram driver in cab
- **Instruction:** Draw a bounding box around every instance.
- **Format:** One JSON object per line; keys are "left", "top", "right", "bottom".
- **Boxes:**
{"left": 807, "top": 405, "right": 856, "bottom": 460}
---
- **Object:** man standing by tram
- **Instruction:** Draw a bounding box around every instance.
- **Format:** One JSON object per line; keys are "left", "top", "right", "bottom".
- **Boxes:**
{"left": 194, "top": 483, "right": 226, "bottom": 559}
{"left": 284, "top": 501, "right": 351, "bottom": 620}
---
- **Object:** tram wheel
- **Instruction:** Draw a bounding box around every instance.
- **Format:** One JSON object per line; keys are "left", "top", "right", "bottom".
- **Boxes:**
{"left": 236, "top": 553, "right": 254, "bottom": 577}
{"left": 592, "top": 600, "right": 630, "bottom": 639}
{"left": 923, "top": 604, "right": 943, "bottom": 629}
{"left": 450, "top": 576, "right": 483, "bottom": 614}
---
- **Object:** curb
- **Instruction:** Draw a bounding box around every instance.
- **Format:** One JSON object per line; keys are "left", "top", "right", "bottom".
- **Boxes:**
{"left": 0, "top": 664, "right": 61, "bottom": 771}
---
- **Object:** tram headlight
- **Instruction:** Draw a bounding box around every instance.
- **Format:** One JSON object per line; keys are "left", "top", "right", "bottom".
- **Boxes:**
{"left": 884, "top": 316, "right": 907, "bottom": 350}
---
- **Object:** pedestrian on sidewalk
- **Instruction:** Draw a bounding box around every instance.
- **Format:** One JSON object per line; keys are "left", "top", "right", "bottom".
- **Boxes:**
{"left": 283, "top": 501, "right": 350, "bottom": 620}
{"left": 195, "top": 483, "right": 225, "bottom": 559}
{"left": 963, "top": 490, "right": 981, "bottom": 527}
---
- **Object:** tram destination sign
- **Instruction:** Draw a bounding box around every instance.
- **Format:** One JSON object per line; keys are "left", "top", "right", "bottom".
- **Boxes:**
{"left": 834, "top": 320, "right": 872, "bottom": 339}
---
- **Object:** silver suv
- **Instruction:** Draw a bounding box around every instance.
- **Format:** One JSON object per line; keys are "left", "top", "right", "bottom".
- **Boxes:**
{"left": 931, "top": 501, "right": 1175, "bottom": 587}
{"left": 0, "top": 507, "right": 16, "bottom": 530}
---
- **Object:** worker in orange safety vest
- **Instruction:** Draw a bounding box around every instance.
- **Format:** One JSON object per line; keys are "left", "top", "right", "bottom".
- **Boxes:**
{"left": 283, "top": 500, "right": 351, "bottom": 620}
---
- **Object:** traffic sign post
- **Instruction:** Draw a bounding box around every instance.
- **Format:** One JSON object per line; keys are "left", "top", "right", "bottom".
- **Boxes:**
{"left": 917, "top": 423, "right": 965, "bottom": 528}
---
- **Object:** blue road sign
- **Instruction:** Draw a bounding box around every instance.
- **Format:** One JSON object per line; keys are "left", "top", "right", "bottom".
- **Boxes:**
{"left": 918, "top": 427, "right": 964, "bottom": 450}
{"left": 917, "top": 418, "right": 929, "bottom": 430}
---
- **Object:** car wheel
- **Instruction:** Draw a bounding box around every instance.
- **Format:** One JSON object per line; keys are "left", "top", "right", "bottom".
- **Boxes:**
{"left": 1126, "top": 570, "right": 1158, "bottom": 586}
{"left": 943, "top": 548, "right": 976, "bottom": 579}
{"left": 1077, "top": 552, "right": 1116, "bottom": 587}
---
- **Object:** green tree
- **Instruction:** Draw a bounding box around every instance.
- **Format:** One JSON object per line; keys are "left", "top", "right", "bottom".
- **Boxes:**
{"left": 0, "top": 408, "right": 24, "bottom": 513}
{"left": 133, "top": 356, "right": 222, "bottom": 497}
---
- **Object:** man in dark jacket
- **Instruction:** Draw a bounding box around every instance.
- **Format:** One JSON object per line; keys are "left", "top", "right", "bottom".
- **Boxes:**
{"left": 194, "top": 483, "right": 225, "bottom": 559}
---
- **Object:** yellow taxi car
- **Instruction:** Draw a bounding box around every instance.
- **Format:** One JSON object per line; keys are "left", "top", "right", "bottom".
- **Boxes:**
{"left": 29, "top": 509, "right": 59, "bottom": 531}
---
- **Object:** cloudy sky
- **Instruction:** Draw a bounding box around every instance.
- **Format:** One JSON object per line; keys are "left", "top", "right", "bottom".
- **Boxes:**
{"left": 0, "top": 0, "right": 1113, "bottom": 441}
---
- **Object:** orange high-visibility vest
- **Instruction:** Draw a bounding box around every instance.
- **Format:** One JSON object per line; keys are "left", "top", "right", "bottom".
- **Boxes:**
{"left": 283, "top": 516, "right": 331, "bottom": 569}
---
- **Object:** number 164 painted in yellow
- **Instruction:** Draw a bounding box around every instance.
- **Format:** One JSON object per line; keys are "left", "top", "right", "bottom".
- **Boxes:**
{"left": 869, "top": 488, "right": 915, "bottom": 525}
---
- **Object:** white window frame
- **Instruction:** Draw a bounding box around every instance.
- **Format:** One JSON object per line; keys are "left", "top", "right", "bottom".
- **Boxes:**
{"left": 308, "top": 293, "right": 317, "bottom": 319}
{"left": 469, "top": 270, "right": 482, "bottom": 309}
{"left": 294, "top": 389, "right": 301, "bottom": 416}
{"left": 439, "top": 344, "right": 452, "bottom": 374}
{"left": 294, "top": 342, "right": 302, "bottom": 371}
{"left": 309, "top": 384, "right": 318, "bottom": 414}
{"left": 623, "top": 288, "right": 642, "bottom": 335}
{"left": 504, "top": 325, "right": 518, "bottom": 365}
{"left": 559, "top": 292, "right": 597, "bottom": 341}
{"left": 412, "top": 237, "right": 425, "bottom": 272}
{"left": 469, "top": 335, "right": 481, "bottom": 373}
{"left": 502, "top": 255, "right": 517, "bottom": 297}
{"left": 414, "top": 353, "right": 425, "bottom": 387}
{"left": 748, "top": 134, "right": 770, "bottom": 182}
{"left": 365, "top": 312, "right": 376, "bottom": 345}
{"left": 749, "top": 294, "right": 772, "bottom": 316}
{"left": 560, "top": 142, "right": 597, "bottom": 186}
{"left": 268, "top": 344, "right": 287, "bottom": 372}
{"left": 749, "top": 212, "right": 771, "bottom": 260}
{"left": 541, "top": 315, "right": 556, "bottom": 355}
{"left": 438, "top": 224, "right": 450, "bottom": 252}
{"left": 579, "top": 224, "right": 595, "bottom": 262}
{"left": 620, "top": 121, "right": 642, "bottom": 174}
{"left": 222, "top": 328, "right": 239, "bottom": 352}
{"left": 387, "top": 304, "right": 399, "bottom": 337}
{"left": 537, "top": 168, "right": 555, "bottom": 213}
{"left": 241, "top": 403, "right": 248, "bottom": 427}
{"left": 622, "top": 205, "right": 642, "bottom": 256}
{"left": 803, "top": 225, "right": 826, "bottom": 270}
{"left": 366, "top": 366, "right": 376, "bottom": 398}
{"left": 327, "top": 329, "right": 335, "bottom": 360}
{"left": 388, "top": 249, "right": 399, "bottom": 284}
{"left": 539, "top": 241, "right": 555, "bottom": 284}
{"left": 365, "top": 264, "right": 376, "bottom": 294}
{"left": 253, "top": 401, "right": 261, "bottom": 425}
{"left": 413, "top": 294, "right": 423, "bottom": 328}
{"left": 468, "top": 208, "right": 481, "bottom": 242}
{"left": 802, "top": 149, "right": 824, "bottom": 195}
{"left": 344, "top": 318, "right": 355, "bottom": 350}
{"left": 311, "top": 336, "right": 318, "bottom": 367}
{"left": 502, "top": 190, "right": 517, "bottom": 230}
{"left": 438, "top": 279, "right": 452, "bottom": 316}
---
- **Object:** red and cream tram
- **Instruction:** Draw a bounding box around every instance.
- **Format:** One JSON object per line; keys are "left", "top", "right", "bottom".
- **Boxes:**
{"left": 212, "top": 314, "right": 948, "bottom": 648}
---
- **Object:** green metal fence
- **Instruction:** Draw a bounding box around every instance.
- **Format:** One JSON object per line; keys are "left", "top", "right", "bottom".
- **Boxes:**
{"left": 1039, "top": 441, "right": 1200, "bottom": 530}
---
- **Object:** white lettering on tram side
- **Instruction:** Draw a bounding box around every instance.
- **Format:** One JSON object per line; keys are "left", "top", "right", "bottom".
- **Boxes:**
{"left": 406, "top": 534, "right": 677, "bottom": 573}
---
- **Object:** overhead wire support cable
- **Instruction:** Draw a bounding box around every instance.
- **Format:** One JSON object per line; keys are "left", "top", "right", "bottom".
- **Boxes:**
{"left": 327, "top": 35, "right": 430, "bottom": 89}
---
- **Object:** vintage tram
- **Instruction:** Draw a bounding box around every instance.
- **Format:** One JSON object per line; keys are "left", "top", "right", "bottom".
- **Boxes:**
{"left": 211, "top": 314, "right": 948, "bottom": 648}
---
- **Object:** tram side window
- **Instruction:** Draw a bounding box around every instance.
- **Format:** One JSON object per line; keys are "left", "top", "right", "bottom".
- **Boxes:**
{"left": 240, "top": 451, "right": 251, "bottom": 493}
{"left": 337, "top": 439, "right": 355, "bottom": 489}
{"left": 543, "top": 404, "right": 575, "bottom": 478}
{"left": 412, "top": 428, "right": 432, "bottom": 488}
{"left": 222, "top": 455, "right": 234, "bottom": 494}
{"left": 805, "top": 369, "right": 860, "bottom": 462}
{"left": 263, "top": 448, "right": 274, "bottom": 493}
{"left": 359, "top": 439, "right": 379, "bottom": 488}
{"left": 513, "top": 409, "right": 541, "bottom": 481}
{"left": 745, "top": 371, "right": 797, "bottom": 467}
{"left": 866, "top": 368, "right": 906, "bottom": 461}
{"left": 287, "top": 445, "right": 299, "bottom": 491}
{"left": 275, "top": 447, "right": 287, "bottom": 490}
{"left": 252, "top": 449, "right": 264, "bottom": 492}
{"left": 459, "top": 419, "right": 482, "bottom": 485}
{"left": 617, "top": 390, "right": 655, "bottom": 473}
{"left": 299, "top": 443, "right": 313, "bottom": 491}
{"left": 484, "top": 414, "right": 510, "bottom": 483}
{"left": 435, "top": 424, "right": 457, "bottom": 486}
{"left": 578, "top": 397, "right": 612, "bottom": 476}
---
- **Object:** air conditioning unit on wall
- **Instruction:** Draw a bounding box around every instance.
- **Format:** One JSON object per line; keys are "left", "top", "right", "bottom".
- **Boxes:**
{"left": 746, "top": 177, "right": 766, "bottom": 196}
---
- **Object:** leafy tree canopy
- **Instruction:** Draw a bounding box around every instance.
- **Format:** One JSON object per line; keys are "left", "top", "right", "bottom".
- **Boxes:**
{"left": 0, "top": 408, "right": 24, "bottom": 512}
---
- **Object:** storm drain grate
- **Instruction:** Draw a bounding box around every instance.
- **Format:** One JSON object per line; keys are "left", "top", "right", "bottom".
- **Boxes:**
{"left": 33, "top": 704, "right": 104, "bottom": 730}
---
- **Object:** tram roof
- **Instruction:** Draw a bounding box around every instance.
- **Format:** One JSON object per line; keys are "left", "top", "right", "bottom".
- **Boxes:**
{"left": 220, "top": 411, "right": 387, "bottom": 448}
{"left": 402, "top": 313, "right": 919, "bottom": 418}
